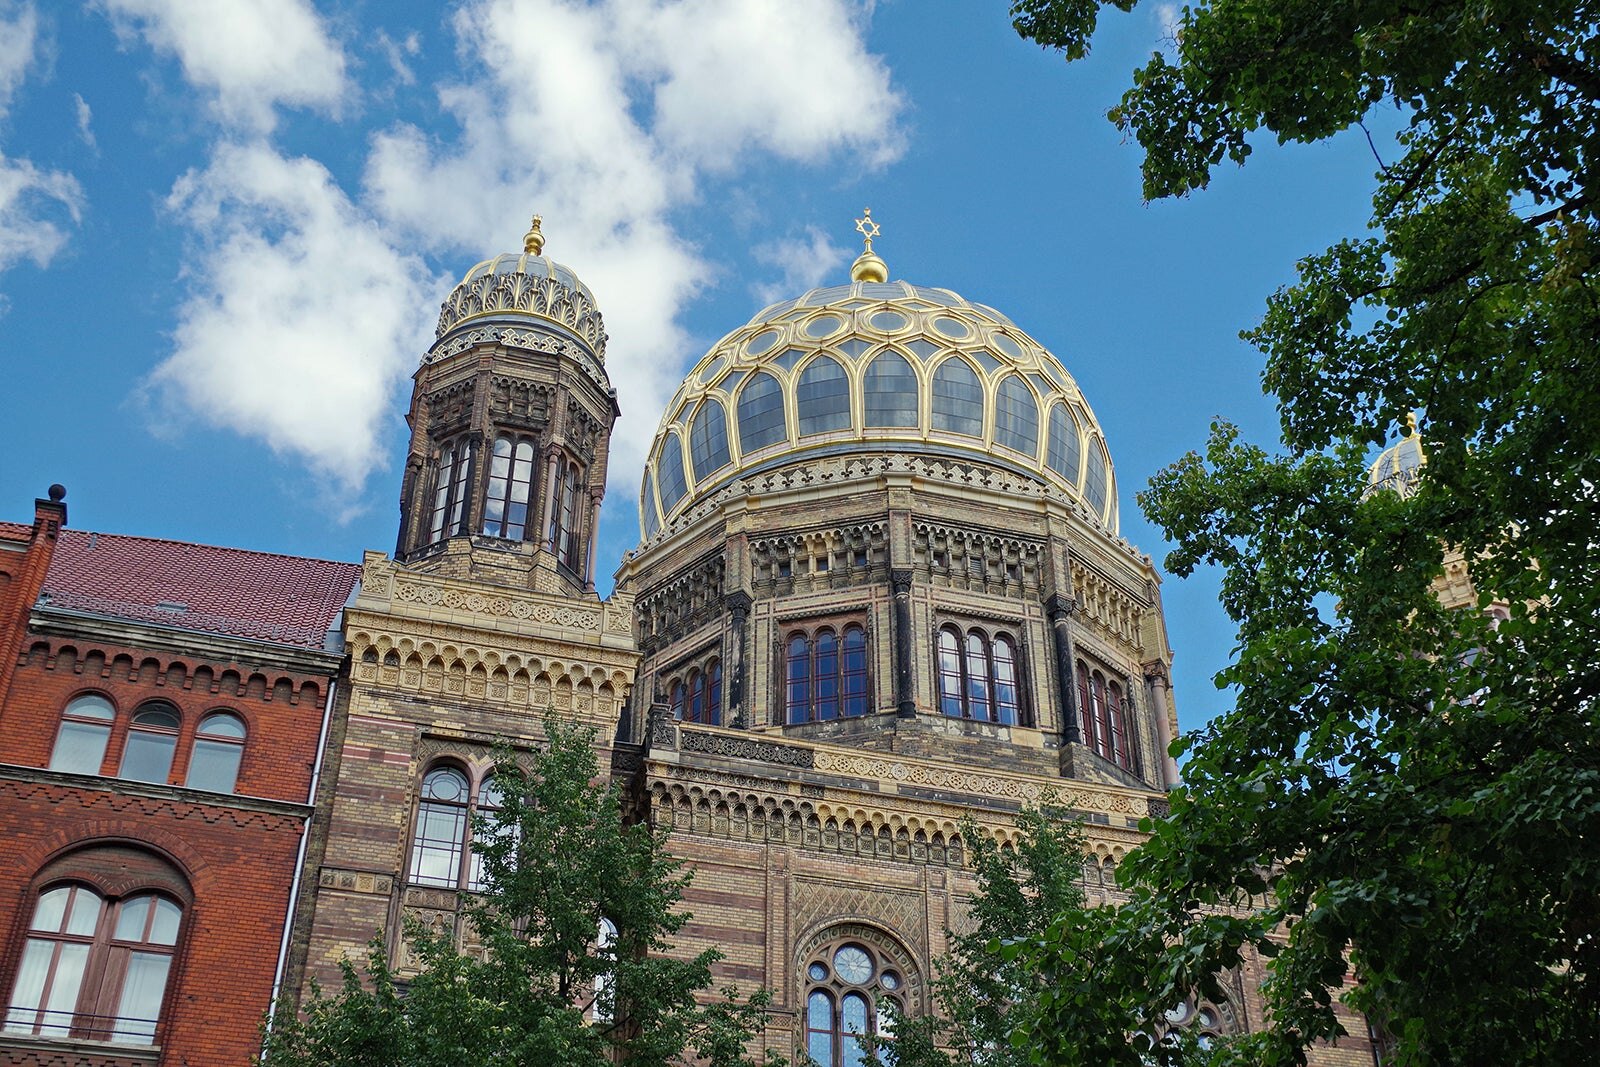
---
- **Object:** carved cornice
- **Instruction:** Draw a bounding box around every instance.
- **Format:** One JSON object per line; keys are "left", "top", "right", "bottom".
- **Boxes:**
{"left": 425, "top": 323, "right": 610, "bottom": 398}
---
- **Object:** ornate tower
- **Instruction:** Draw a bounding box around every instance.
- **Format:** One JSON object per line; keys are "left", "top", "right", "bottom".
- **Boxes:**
{"left": 396, "top": 217, "right": 618, "bottom": 594}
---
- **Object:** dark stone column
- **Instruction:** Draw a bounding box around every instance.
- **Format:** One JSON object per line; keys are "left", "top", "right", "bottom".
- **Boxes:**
{"left": 891, "top": 569, "right": 916, "bottom": 718}
{"left": 1046, "top": 593, "right": 1082, "bottom": 743}
{"left": 725, "top": 591, "right": 752, "bottom": 728}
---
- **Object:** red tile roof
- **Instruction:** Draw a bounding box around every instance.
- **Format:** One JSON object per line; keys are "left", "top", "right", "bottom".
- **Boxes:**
{"left": 39, "top": 529, "right": 361, "bottom": 651}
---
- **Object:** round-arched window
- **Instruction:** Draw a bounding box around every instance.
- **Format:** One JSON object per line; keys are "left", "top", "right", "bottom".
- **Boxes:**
{"left": 186, "top": 712, "right": 246, "bottom": 793}
{"left": 119, "top": 704, "right": 180, "bottom": 784}
{"left": 804, "top": 941, "right": 904, "bottom": 1067}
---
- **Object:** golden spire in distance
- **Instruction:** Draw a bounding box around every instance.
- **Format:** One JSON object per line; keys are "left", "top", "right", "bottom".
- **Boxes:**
{"left": 850, "top": 208, "right": 888, "bottom": 283}
{"left": 523, "top": 214, "right": 545, "bottom": 256}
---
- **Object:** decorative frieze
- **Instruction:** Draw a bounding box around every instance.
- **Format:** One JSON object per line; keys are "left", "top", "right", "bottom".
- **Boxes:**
{"left": 679, "top": 728, "right": 814, "bottom": 768}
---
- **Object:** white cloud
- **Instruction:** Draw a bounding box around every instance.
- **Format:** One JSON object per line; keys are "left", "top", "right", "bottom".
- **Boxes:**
{"left": 363, "top": 0, "right": 906, "bottom": 502}
{"left": 0, "top": 152, "right": 83, "bottom": 272}
{"left": 0, "top": 1, "right": 38, "bottom": 117}
{"left": 751, "top": 225, "right": 849, "bottom": 305}
{"left": 1154, "top": 3, "right": 1181, "bottom": 46}
{"left": 96, "top": 0, "right": 349, "bottom": 131}
{"left": 73, "top": 93, "right": 94, "bottom": 148}
{"left": 375, "top": 29, "right": 420, "bottom": 87}
{"left": 150, "top": 142, "right": 443, "bottom": 488}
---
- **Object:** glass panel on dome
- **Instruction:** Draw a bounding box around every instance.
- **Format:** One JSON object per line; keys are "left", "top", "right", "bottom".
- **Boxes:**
{"left": 835, "top": 338, "right": 871, "bottom": 359}
{"left": 805, "top": 315, "right": 844, "bottom": 339}
{"left": 689, "top": 399, "right": 732, "bottom": 481}
{"left": 1029, "top": 373, "right": 1054, "bottom": 395}
{"left": 995, "top": 376, "right": 1039, "bottom": 455}
{"left": 797, "top": 357, "right": 851, "bottom": 436}
{"left": 969, "top": 349, "right": 1002, "bottom": 374}
{"left": 738, "top": 372, "right": 788, "bottom": 451}
{"left": 698, "top": 355, "right": 728, "bottom": 383}
{"left": 720, "top": 369, "right": 745, "bottom": 391}
{"left": 774, "top": 347, "right": 806, "bottom": 371}
{"left": 864, "top": 352, "right": 919, "bottom": 428}
{"left": 931, "top": 316, "right": 970, "bottom": 339}
{"left": 810, "top": 284, "right": 853, "bottom": 304}
{"left": 860, "top": 282, "right": 905, "bottom": 300}
{"left": 1085, "top": 439, "right": 1109, "bottom": 517}
{"left": 869, "top": 310, "right": 907, "bottom": 333}
{"left": 642, "top": 488, "right": 660, "bottom": 538}
{"left": 906, "top": 338, "right": 942, "bottom": 360}
{"left": 973, "top": 302, "right": 1016, "bottom": 326}
{"left": 1047, "top": 404, "right": 1084, "bottom": 484}
{"left": 991, "top": 333, "right": 1024, "bottom": 359}
{"left": 657, "top": 433, "right": 689, "bottom": 514}
{"left": 746, "top": 329, "right": 779, "bottom": 356}
{"left": 915, "top": 286, "right": 962, "bottom": 307}
{"left": 931, "top": 358, "right": 983, "bottom": 436}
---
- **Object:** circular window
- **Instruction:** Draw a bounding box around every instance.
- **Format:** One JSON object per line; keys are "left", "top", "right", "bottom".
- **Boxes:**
{"left": 698, "top": 355, "right": 727, "bottom": 383}
{"left": 932, "top": 316, "right": 970, "bottom": 339}
{"left": 869, "top": 310, "right": 907, "bottom": 333}
{"left": 746, "top": 329, "right": 780, "bottom": 355}
{"left": 991, "top": 333, "right": 1023, "bottom": 358}
{"left": 804, "top": 315, "right": 844, "bottom": 339}
{"left": 833, "top": 944, "right": 873, "bottom": 984}
{"left": 808, "top": 961, "right": 829, "bottom": 981}
{"left": 880, "top": 970, "right": 900, "bottom": 991}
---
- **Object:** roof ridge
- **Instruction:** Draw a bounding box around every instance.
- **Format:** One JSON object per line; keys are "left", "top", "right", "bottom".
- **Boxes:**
{"left": 60, "top": 527, "right": 360, "bottom": 571}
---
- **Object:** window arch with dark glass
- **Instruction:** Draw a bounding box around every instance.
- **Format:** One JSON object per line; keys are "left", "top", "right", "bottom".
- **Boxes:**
{"left": 689, "top": 398, "right": 731, "bottom": 481}
{"left": 931, "top": 357, "right": 983, "bottom": 436}
{"left": 409, "top": 764, "right": 504, "bottom": 890}
{"left": 119, "top": 703, "right": 180, "bottom": 784}
{"left": 657, "top": 432, "right": 689, "bottom": 516}
{"left": 737, "top": 371, "right": 788, "bottom": 452}
{"left": 804, "top": 941, "right": 905, "bottom": 1067}
{"left": 551, "top": 456, "right": 585, "bottom": 573}
{"left": 863, "top": 350, "right": 919, "bottom": 428}
{"left": 185, "top": 712, "right": 245, "bottom": 793}
{"left": 1076, "top": 661, "right": 1135, "bottom": 772}
{"left": 936, "top": 625, "right": 1026, "bottom": 726}
{"left": 994, "top": 375, "right": 1039, "bottom": 456}
{"left": 796, "top": 355, "right": 851, "bottom": 435}
{"left": 49, "top": 693, "right": 115, "bottom": 775}
{"left": 785, "top": 624, "right": 869, "bottom": 724}
{"left": 429, "top": 438, "right": 473, "bottom": 542}
{"left": 482, "top": 434, "right": 538, "bottom": 540}
{"left": 668, "top": 660, "right": 723, "bottom": 726}
{"left": 5, "top": 876, "right": 185, "bottom": 1044}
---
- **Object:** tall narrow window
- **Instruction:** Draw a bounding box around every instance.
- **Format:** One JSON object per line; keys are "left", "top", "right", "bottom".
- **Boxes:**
{"left": 410, "top": 767, "right": 469, "bottom": 887}
{"left": 688, "top": 669, "right": 707, "bottom": 724}
{"left": 669, "top": 680, "right": 687, "bottom": 722}
{"left": 554, "top": 459, "right": 584, "bottom": 572}
{"left": 185, "top": 713, "right": 245, "bottom": 793}
{"left": 467, "top": 775, "right": 505, "bottom": 892}
{"left": 1107, "top": 680, "right": 1131, "bottom": 770}
{"left": 49, "top": 695, "right": 114, "bottom": 775}
{"left": 863, "top": 351, "right": 919, "bottom": 428}
{"left": 429, "top": 439, "right": 473, "bottom": 542}
{"left": 108, "top": 895, "right": 181, "bottom": 1043}
{"left": 594, "top": 918, "right": 618, "bottom": 1024}
{"left": 994, "top": 375, "right": 1039, "bottom": 455}
{"left": 707, "top": 661, "right": 723, "bottom": 726}
{"left": 1085, "top": 439, "right": 1110, "bottom": 518}
{"left": 482, "top": 435, "right": 537, "bottom": 540}
{"left": 931, "top": 358, "right": 983, "bottom": 436}
{"left": 787, "top": 624, "right": 869, "bottom": 723}
{"left": 1076, "top": 662, "right": 1094, "bottom": 749}
{"left": 1046, "top": 403, "right": 1083, "bottom": 485}
{"left": 119, "top": 705, "right": 179, "bottom": 784}
{"left": 737, "top": 371, "right": 788, "bottom": 451}
{"left": 5, "top": 884, "right": 100, "bottom": 1037}
{"left": 657, "top": 433, "right": 689, "bottom": 515}
{"left": 689, "top": 399, "right": 732, "bottom": 480}
{"left": 939, "top": 625, "right": 1027, "bottom": 725}
{"left": 796, "top": 356, "right": 851, "bottom": 435}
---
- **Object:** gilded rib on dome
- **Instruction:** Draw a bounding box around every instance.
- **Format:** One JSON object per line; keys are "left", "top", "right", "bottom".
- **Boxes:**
{"left": 434, "top": 233, "right": 607, "bottom": 360}
{"left": 639, "top": 278, "right": 1118, "bottom": 540}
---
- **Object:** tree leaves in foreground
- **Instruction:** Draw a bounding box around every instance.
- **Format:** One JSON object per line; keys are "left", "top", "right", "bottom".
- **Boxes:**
{"left": 1009, "top": 2, "right": 1600, "bottom": 1064}
{"left": 260, "top": 718, "right": 783, "bottom": 1067}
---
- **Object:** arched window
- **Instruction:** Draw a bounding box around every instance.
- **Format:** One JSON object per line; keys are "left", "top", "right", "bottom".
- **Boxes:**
{"left": 786, "top": 624, "right": 870, "bottom": 724}
{"left": 1085, "top": 439, "right": 1109, "bottom": 518}
{"left": 797, "top": 356, "right": 851, "bottom": 436}
{"left": 666, "top": 660, "right": 723, "bottom": 726}
{"left": 937, "top": 625, "right": 1027, "bottom": 725}
{"left": 1077, "top": 661, "right": 1136, "bottom": 772}
{"left": 803, "top": 941, "right": 905, "bottom": 1067}
{"left": 689, "top": 398, "right": 731, "bottom": 480}
{"left": 467, "top": 775, "right": 505, "bottom": 892}
{"left": 708, "top": 661, "right": 723, "bottom": 726}
{"left": 994, "top": 376, "right": 1039, "bottom": 455}
{"left": 931, "top": 358, "right": 983, "bottom": 436}
{"left": 49, "top": 694, "right": 114, "bottom": 775}
{"left": 1046, "top": 403, "right": 1083, "bottom": 484}
{"left": 669, "top": 679, "right": 687, "bottom": 722}
{"left": 553, "top": 458, "right": 585, "bottom": 572}
{"left": 5, "top": 884, "right": 182, "bottom": 1043}
{"left": 119, "top": 704, "right": 180, "bottom": 784}
{"left": 482, "top": 435, "right": 537, "bottom": 540}
{"left": 429, "top": 438, "right": 473, "bottom": 542}
{"left": 737, "top": 371, "right": 787, "bottom": 451}
{"left": 863, "top": 351, "right": 918, "bottom": 428}
{"left": 410, "top": 767, "right": 470, "bottom": 888}
{"left": 185, "top": 712, "right": 245, "bottom": 793}
{"left": 657, "top": 433, "right": 689, "bottom": 515}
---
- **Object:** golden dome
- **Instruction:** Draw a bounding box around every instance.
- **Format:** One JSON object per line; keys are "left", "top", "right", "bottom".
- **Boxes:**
{"left": 1366, "top": 419, "right": 1427, "bottom": 498}
{"left": 433, "top": 224, "right": 607, "bottom": 361}
{"left": 639, "top": 278, "right": 1118, "bottom": 540}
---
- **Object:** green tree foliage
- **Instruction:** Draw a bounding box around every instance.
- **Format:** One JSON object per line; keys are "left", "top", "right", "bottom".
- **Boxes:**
{"left": 872, "top": 811, "right": 1186, "bottom": 1067}
{"left": 1008, "top": 2, "right": 1600, "bottom": 1064}
{"left": 260, "top": 718, "right": 782, "bottom": 1067}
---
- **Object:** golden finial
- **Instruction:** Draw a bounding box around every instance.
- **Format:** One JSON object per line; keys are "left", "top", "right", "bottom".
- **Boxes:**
{"left": 850, "top": 208, "right": 888, "bottom": 283}
{"left": 522, "top": 214, "right": 545, "bottom": 256}
{"left": 1402, "top": 410, "right": 1420, "bottom": 437}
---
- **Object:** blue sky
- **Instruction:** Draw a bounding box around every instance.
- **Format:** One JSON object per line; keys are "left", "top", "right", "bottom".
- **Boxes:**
{"left": 0, "top": 0, "right": 1388, "bottom": 736}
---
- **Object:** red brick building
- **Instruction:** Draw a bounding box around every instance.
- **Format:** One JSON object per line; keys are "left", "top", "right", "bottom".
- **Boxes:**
{"left": 0, "top": 488, "right": 359, "bottom": 1067}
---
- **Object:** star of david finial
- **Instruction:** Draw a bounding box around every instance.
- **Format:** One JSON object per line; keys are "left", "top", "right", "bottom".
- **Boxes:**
{"left": 855, "top": 208, "right": 881, "bottom": 252}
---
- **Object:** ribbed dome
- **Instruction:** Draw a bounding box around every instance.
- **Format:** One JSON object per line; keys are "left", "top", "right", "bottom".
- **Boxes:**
{"left": 639, "top": 279, "right": 1117, "bottom": 540}
{"left": 1366, "top": 432, "right": 1427, "bottom": 498}
{"left": 434, "top": 250, "right": 607, "bottom": 360}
